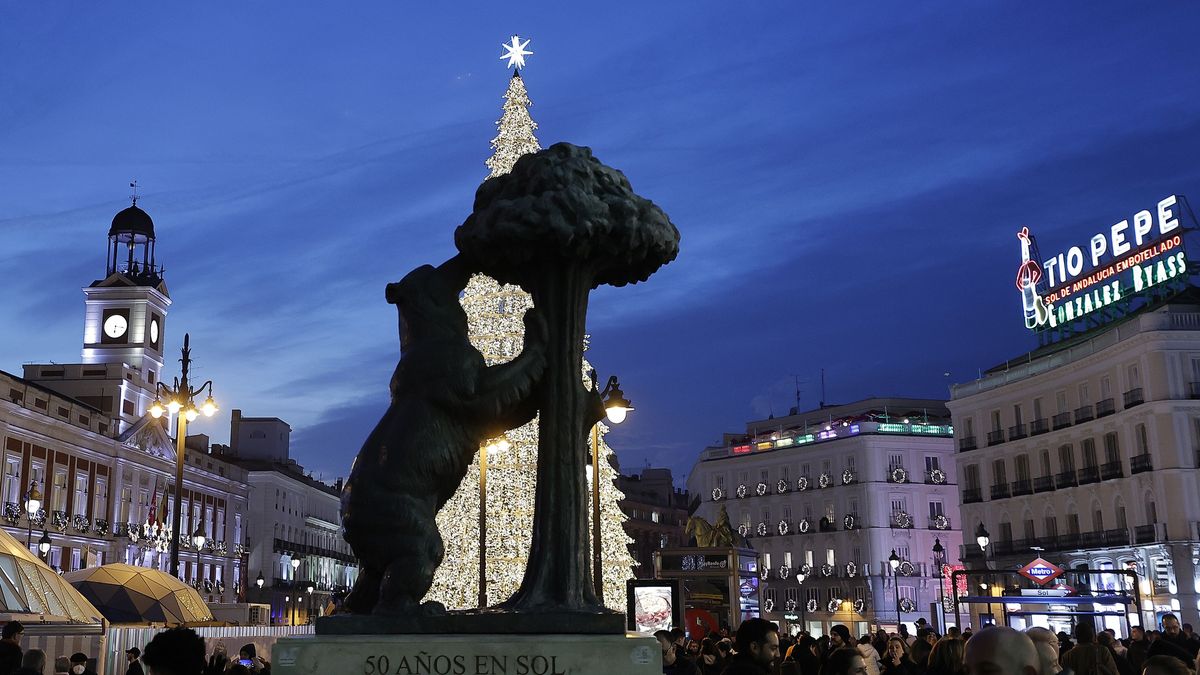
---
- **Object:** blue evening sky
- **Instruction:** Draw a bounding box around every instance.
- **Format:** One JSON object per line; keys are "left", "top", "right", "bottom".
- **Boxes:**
{"left": 2, "top": 4, "right": 1199, "bottom": 485}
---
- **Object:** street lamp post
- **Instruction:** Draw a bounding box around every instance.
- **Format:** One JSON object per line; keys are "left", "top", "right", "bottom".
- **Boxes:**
{"left": 256, "top": 572, "right": 265, "bottom": 604}
{"left": 932, "top": 538, "right": 946, "bottom": 632}
{"left": 796, "top": 570, "right": 807, "bottom": 634}
{"left": 588, "top": 372, "right": 633, "bottom": 602}
{"left": 306, "top": 583, "right": 314, "bottom": 623}
{"left": 889, "top": 549, "right": 902, "bottom": 631}
{"left": 975, "top": 522, "right": 991, "bottom": 628}
{"left": 478, "top": 438, "right": 509, "bottom": 608}
{"left": 284, "top": 595, "right": 291, "bottom": 626}
{"left": 148, "top": 333, "right": 218, "bottom": 579}
{"left": 23, "top": 482, "right": 41, "bottom": 549}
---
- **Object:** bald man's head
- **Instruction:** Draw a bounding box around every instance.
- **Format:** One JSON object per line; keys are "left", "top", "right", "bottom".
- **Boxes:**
{"left": 965, "top": 627, "right": 1040, "bottom": 675}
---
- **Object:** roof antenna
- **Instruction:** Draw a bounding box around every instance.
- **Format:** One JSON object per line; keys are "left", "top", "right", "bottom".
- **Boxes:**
{"left": 129, "top": 180, "right": 140, "bottom": 207}
{"left": 820, "top": 368, "right": 827, "bottom": 408}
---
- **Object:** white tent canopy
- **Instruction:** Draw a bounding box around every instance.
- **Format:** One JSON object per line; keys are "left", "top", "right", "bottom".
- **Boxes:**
{"left": 0, "top": 528, "right": 103, "bottom": 623}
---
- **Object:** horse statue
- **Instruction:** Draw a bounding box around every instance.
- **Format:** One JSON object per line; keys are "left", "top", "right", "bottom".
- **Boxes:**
{"left": 685, "top": 505, "right": 737, "bottom": 547}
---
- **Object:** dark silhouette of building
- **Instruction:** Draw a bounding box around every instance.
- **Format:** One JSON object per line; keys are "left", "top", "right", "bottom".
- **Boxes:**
{"left": 618, "top": 468, "right": 689, "bottom": 578}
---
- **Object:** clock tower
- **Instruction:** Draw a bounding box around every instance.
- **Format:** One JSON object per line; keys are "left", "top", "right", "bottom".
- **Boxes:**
{"left": 25, "top": 197, "right": 172, "bottom": 432}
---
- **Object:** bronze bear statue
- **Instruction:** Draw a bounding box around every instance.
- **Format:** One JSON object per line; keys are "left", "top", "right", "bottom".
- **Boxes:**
{"left": 340, "top": 254, "right": 546, "bottom": 615}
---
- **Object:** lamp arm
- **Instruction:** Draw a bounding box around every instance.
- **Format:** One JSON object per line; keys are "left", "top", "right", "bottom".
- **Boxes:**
{"left": 192, "top": 380, "right": 214, "bottom": 398}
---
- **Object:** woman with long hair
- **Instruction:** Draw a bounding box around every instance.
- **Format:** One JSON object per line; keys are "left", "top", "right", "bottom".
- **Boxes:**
{"left": 821, "top": 649, "right": 869, "bottom": 675}
{"left": 926, "top": 637, "right": 966, "bottom": 675}
{"left": 881, "top": 637, "right": 917, "bottom": 675}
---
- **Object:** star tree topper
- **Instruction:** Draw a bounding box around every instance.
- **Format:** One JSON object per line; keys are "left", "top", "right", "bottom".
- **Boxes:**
{"left": 501, "top": 35, "right": 533, "bottom": 69}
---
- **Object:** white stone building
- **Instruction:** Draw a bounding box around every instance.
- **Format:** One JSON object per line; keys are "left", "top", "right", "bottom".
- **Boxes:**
{"left": 949, "top": 291, "right": 1200, "bottom": 630}
{"left": 215, "top": 411, "right": 357, "bottom": 624}
{"left": 687, "top": 398, "right": 964, "bottom": 635}
{"left": 0, "top": 202, "right": 249, "bottom": 601}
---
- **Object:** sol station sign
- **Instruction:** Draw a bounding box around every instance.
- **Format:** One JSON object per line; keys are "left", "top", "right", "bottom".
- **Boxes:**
{"left": 1018, "top": 557, "right": 1064, "bottom": 586}
{"left": 1016, "top": 195, "right": 1188, "bottom": 331}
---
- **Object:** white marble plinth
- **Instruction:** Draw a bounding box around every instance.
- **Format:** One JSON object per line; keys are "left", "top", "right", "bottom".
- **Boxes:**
{"left": 272, "top": 633, "right": 661, "bottom": 675}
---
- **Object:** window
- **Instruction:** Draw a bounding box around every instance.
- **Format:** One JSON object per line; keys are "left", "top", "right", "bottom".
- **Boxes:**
{"left": 760, "top": 469, "right": 769, "bottom": 483}
{"left": 1116, "top": 504, "right": 1128, "bottom": 530}
{"left": 4, "top": 457, "right": 20, "bottom": 505}
{"left": 826, "top": 549, "right": 835, "bottom": 566}
{"left": 1024, "top": 519, "right": 1035, "bottom": 539}
{"left": 1033, "top": 398, "right": 1043, "bottom": 420}
{"left": 92, "top": 478, "right": 107, "bottom": 519}
{"left": 991, "top": 410, "right": 1002, "bottom": 432}
{"left": 925, "top": 456, "right": 941, "bottom": 473}
{"left": 1000, "top": 522, "right": 1013, "bottom": 542}
{"left": 1082, "top": 439, "right": 1098, "bottom": 468}
{"left": 1059, "top": 445, "right": 1075, "bottom": 472}
{"left": 1135, "top": 424, "right": 1148, "bottom": 455}
{"left": 1101, "top": 376, "right": 1111, "bottom": 399}
{"left": 964, "top": 465, "right": 980, "bottom": 490}
{"left": 1040, "top": 450, "right": 1052, "bottom": 476}
{"left": 1104, "top": 433, "right": 1121, "bottom": 464}
{"left": 1128, "top": 364, "right": 1141, "bottom": 388}
{"left": 1013, "top": 404, "right": 1023, "bottom": 426}
{"left": 1015, "top": 455, "right": 1030, "bottom": 481}
{"left": 1079, "top": 383, "right": 1090, "bottom": 406}
{"left": 651, "top": 511, "right": 660, "bottom": 523}
{"left": 991, "top": 460, "right": 1007, "bottom": 484}
{"left": 780, "top": 466, "right": 789, "bottom": 481}
{"left": 1044, "top": 516, "right": 1058, "bottom": 538}
{"left": 890, "top": 498, "right": 908, "bottom": 515}
{"left": 965, "top": 417, "right": 974, "bottom": 437}
{"left": 928, "top": 502, "right": 945, "bottom": 518}
{"left": 1067, "top": 513, "right": 1080, "bottom": 535}
{"left": 889, "top": 454, "right": 904, "bottom": 471}
{"left": 1094, "top": 509, "right": 1104, "bottom": 530}
{"left": 1056, "top": 391, "right": 1068, "bottom": 414}
{"left": 714, "top": 474, "right": 725, "bottom": 490}
{"left": 52, "top": 469, "right": 67, "bottom": 511}
{"left": 73, "top": 473, "right": 88, "bottom": 516}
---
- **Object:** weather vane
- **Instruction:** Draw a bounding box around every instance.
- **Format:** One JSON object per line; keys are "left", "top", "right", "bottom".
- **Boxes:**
{"left": 129, "top": 179, "right": 140, "bottom": 206}
{"left": 501, "top": 35, "right": 532, "bottom": 70}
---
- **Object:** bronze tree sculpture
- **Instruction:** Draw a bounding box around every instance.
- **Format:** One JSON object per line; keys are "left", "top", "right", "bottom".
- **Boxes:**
{"left": 340, "top": 255, "right": 547, "bottom": 616}
{"left": 456, "top": 143, "right": 680, "bottom": 614}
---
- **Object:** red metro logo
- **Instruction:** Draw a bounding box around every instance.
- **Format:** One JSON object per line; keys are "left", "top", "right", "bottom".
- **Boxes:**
{"left": 1019, "top": 557, "right": 1064, "bottom": 586}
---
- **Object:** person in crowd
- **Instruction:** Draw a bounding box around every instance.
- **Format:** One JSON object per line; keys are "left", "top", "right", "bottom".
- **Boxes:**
{"left": 829, "top": 626, "right": 852, "bottom": 653}
{"left": 873, "top": 630, "right": 890, "bottom": 662}
{"left": 860, "top": 636, "right": 883, "bottom": 675}
{"left": 11, "top": 649, "right": 44, "bottom": 675}
{"left": 697, "top": 639, "right": 724, "bottom": 675}
{"left": 720, "top": 618, "right": 779, "bottom": 675}
{"left": 66, "top": 653, "right": 96, "bottom": 675}
{"left": 1155, "top": 614, "right": 1198, "bottom": 660}
{"left": 946, "top": 628, "right": 961, "bottom": 640}
{"left": 911, "top": 628, "right": 936, "bottom": 671}
{"left": 820, "top": 649, "right": 868, "bottom": 675}
{"left": 0, "top": 621, "right": 24, "bottom": 675}
{"left": 1060, "top": 623, "right": 1116, "bottom": 675}
{"left": 1141, "top": 655, "right": 1192, "bottom": 675}
{"left": 1148, "top": 616, "right": 1195, "bottom": 666}
{"left": 51, "top": 657, "right": 69, "bottom": 675}
{"left": 142, "top": 628, "right": 206, "bottom": 675}
{"left": 1182, "top": 624, "right": 1200, "bottom": 653}
{"left": 899, "top": 625, "right": 914, "bottom": 647}
{"left": 203, "top": 643, "right": 227, "bottom": 675}
{"left": 926, "top": 638, "right": 965, "bottom": 675}
{"left": 656, "top": 630, "right": 699, "bottom": 675}
{"left": 1096, "top": 631, "right": 1134, "bottom": 675}
{"left": 961, "top": 630, "right": 972, "bottom": 642}
{"left": 717, "top": 640, "right": 733, "bottom": 663}
{"left": 880, "top": 637, "right": 917, "bottom": 675}
{"left": 1025, "top": 628, "right": 1061, "bottom": 675}
{"left": 786, "top": 636, "right": 822, "bottom": 675}
{"left": 125, "top": 647, "right": 144, "bottom": 675}
{"left": 1126, "top": 626, "right": 1150, "bottom": 673}
{"left": 964, "top": 626, "right": 1039, "bottom": 675}
{"left": 237, "top": 645, "right": 269, "bottom": 675}
{"left": 1102, "top": 630, "right": 1126, "bottom": 658}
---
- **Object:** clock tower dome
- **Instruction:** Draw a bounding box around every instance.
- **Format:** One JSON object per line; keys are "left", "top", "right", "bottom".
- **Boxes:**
{"left": 25, "top": 197, "right": 173, "bottom": 432}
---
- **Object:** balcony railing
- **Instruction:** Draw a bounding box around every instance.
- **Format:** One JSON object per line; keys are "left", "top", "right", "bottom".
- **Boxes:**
{"left": 1008, "top": 423, "right": 1027, "bottom": 440}
{"left": 1130, "top": 454, "right": 1153, "bottom": 474}
{"left": 1078, "top": 466, "right": 1100, "bottom": 485}
{"left": 963, "top": 488, "right": 983, "bottom": 504}
{"left": 1030, "top": 419, "right": 1049, "bottom": 435}
{"left": 1055, "top": 470, "right": 1078, "bottom": 489}
{"left": 959, "top": 437, "right": 978, "bottom": 452}
{"left": 1033, "top": 476, "right": 1055, "bottom": 493}
{"left": 1100, "top": 461, "right": 1124, "bottom": 480}
{"left": 1096, "top": 398, "right": 1116, "bottom": 417}
{"left": 1052, "top": 412, "right": 1072, "bottom": 430}
{"left": 1074, "top": 405, "right": 1094, "bottom": 423}
{"left": 987, "top": 430, "right": 1005, "bottom": 446}
{"left": 1134, "top": 524, "right": 1160, "bottom": 544}
{"left": 1123, "top": 388, "right": 1144, "bottom": 408}
{"left": 990, "top": 483, "right": 1011, "bottom": 500}
{"left": 994, "top": 529, "right": 1131, "bottom": 555}
{"left": 1011, "top": 479, "right": 1033, "bottom": 496}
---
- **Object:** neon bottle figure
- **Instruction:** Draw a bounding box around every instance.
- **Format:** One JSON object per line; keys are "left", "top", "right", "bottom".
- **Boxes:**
{"left": 1016, "top": 227, "right": 1049, "bottom": 329}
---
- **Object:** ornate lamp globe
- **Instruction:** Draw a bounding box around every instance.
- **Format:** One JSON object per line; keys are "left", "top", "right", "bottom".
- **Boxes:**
{"left": 975, "top": 522, "right": 991, "bottom": 551}
{"left": 191, "top": 525, "right": 206, "bottom": 550}
{"left": 256, "top": 572, "right": 265, "bottom": 589}
{"left": 37, "top": 530, "right": 51, "bottom": 554}
{"left": 888, "top": 549, "right": 900, "bottom": 571}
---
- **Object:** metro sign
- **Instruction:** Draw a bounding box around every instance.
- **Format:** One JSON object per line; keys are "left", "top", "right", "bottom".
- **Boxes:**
{"left": 1019, "top": 557, "right": 1064, "bottom": 586}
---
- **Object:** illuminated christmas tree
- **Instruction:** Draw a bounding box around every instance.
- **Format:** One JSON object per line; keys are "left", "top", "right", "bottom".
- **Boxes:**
{"left": 427, "top": 40, "right": 635, "bottom": 610}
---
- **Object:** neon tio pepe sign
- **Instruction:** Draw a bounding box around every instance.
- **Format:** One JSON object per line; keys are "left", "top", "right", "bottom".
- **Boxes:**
{"left": 1017, "top": 195, "right": 1187, "bottom": 330}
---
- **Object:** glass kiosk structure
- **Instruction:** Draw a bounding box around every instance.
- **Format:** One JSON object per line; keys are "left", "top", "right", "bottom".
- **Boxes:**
{"left": 651, "top": 547, "right": 761, "bottom": 639}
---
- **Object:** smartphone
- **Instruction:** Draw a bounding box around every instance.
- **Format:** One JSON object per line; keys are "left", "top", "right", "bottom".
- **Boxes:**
{"left": 239, "top": 659, "right": 254, "bottom": 667}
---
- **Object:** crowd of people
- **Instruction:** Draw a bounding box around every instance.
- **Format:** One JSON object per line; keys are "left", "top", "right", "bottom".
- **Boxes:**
{"left": 657, "top": 613, "right": 1200, "bottom": 675}
{"left": 0, "top": 622, "right": 270, "bottom": 675}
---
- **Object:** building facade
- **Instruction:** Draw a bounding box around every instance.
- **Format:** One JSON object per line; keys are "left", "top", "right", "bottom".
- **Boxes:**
{"left": 949, "top": 293, "right": 1200, "bottom": 630}
{"left": 618, "top": 468, "right": 690, "bottom": 578}
{"left": 216, "top": 410, "right": 358, "bottom": 625}
{"left": 687, "top": 398, "right": 964, "bottom": 635}
{"left": 0, "top": 202, "right": 249, "bottom": 602}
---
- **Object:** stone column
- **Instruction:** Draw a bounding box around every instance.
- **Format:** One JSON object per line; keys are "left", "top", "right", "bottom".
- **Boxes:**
{"left": 1170, "top": 543, "right": 1199, "bottom": 624}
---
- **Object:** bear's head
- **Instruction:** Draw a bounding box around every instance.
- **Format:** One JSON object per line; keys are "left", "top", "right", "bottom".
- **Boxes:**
{"left": 386, "top": 256, "right": 471, "bottom": 351}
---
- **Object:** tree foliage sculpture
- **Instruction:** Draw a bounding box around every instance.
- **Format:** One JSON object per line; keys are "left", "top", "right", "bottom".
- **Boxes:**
{"left": 456, "top": 143, "right": 680, "bottom": 613}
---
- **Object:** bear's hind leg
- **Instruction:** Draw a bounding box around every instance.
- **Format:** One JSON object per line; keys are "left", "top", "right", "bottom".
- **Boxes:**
{"left": 375, "top": 527, "right": 445, "bottom": 615}
{"left": 343, "top": 566, "right": 382, "bottom": 614}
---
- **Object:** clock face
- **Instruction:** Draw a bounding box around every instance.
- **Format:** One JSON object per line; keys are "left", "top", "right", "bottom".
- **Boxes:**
{"left": 150, "top": 319, "right": 160, "bottom": 344}
{"left": 103, "top": 314, "right": 128, "bottom": 339}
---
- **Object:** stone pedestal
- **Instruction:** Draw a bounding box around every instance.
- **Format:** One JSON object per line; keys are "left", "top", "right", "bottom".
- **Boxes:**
{"left": 272, "top": 633, "right": 661, "bottom": 675}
